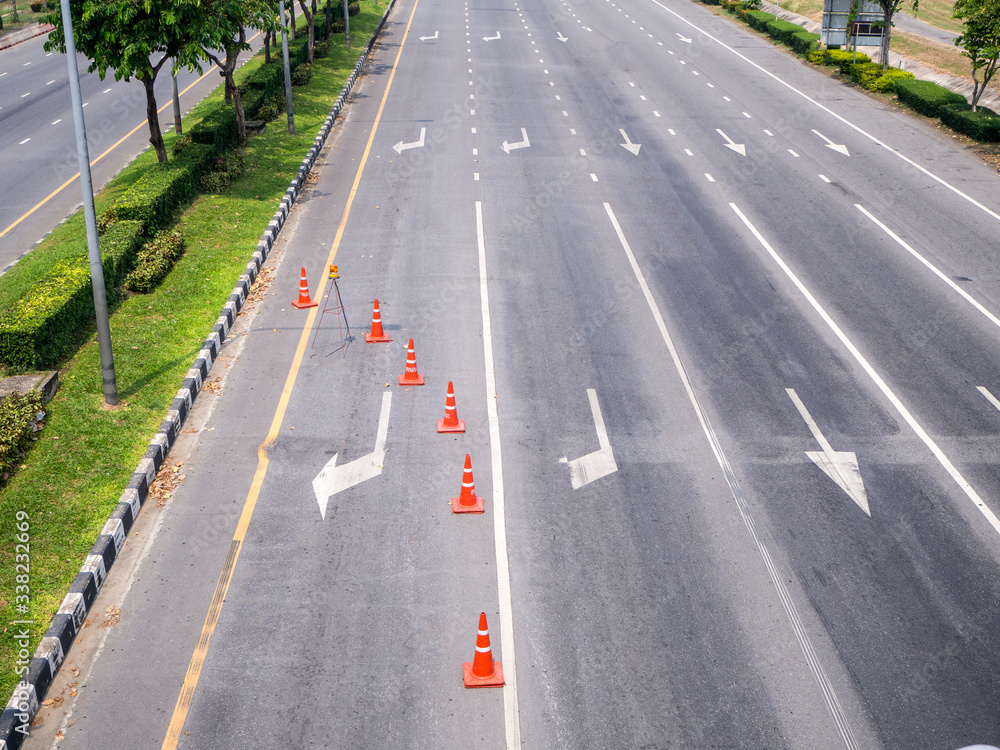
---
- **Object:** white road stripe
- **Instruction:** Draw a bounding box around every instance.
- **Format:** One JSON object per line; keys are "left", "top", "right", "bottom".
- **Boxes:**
{"left": 819, "top": 174, "right": 831, "bottom": 182}
{"left": 731, "top": 202, "right": 1000, "bottom": 540}
{"left": 51, "top": 119, "right": 61, "bottom": 125}
{"left": 19, "top": 138, "right": 31, "bottom": 145}
{"left": 476, "top": 202, "right": 521, "bottom": 749}
{"left": 648, "top": 0, "right": 1000, "bottom": 224}
{"left": 591, "top": 173, "right": 598, "bottom": 181}
{"left": 977, "top": 386, "right": 1000, "bottom": 412}
{"left": 856, "top": 203, "right": 1000, "bottom": 332}
{"left": 606, "top": 202, "right": 862, "bottom": 750}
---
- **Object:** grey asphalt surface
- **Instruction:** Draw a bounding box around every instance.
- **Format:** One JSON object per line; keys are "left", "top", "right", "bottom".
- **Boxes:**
{"left": 19, "top": 0, "right": 1000, "bottom": 748}
{"left": 0, "top": 32, "right": 264, "bottom": 269}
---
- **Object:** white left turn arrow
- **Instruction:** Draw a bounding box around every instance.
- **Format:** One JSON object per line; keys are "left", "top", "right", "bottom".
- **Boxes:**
{"left": 787, "top": 388, "right": 870, "bottom": 516}
{"left": 619, "top": 128, "right": 641, "bottom": 156}
{"left": 393, "top": 127, "right": 426, "bottom": 154}
{"left": 419, "top": 30, "right": 439, "bottom": 40}
{"left": 502, "top": 128, "right": 530, "bottom": 154}
{"left": 483, "top": 31, "right": 501, "bottom": 41}
{"left": 716, "top": 128, "right": 746, "bottom": 156}
{"left": 811, "top": 129, "right": 850, "bottom": 156}
{"left": 313, "top": 391, "right": 392, "bottom": 519}
{"left": 560, "top": 389, "right": 618, "bottom": 489}
{"left": 556, "top": 31, "right": 569, "bottom": 42}
{"left": 677, "top": 33, "right": 692, "bottom": 43}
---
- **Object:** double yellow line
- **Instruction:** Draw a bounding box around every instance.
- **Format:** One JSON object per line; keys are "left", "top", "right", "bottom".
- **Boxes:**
{"left": 160, "top": 3, "right": 420, "bottom": 746}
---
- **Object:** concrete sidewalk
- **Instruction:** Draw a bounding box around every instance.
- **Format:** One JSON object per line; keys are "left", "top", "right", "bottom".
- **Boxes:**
{"left": 0, "top": 23, "right": 54, "bottom": 51}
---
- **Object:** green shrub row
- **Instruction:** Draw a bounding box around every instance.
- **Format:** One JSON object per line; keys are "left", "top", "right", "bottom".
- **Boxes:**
{"left": 114, "top": 161, "right": 201, "bottom": 230}
{"left": 0, "top": 391, "right": 45, "bottom": 484}
{"left": 940, "top": 103, "right": 1000, "bottom": 141}
{"left": 893, "top": 78, "right": 970, "bottom": 117}
{"left": 125, "top": 230, "right": 186, "bottom": 293}
{"left": 0, "top": 221, "right": 144, "bottom": 370}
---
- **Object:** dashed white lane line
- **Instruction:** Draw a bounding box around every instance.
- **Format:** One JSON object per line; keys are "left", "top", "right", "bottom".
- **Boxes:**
{"left": 668, "top": 128, "right": 676, "bottom": 135}
{"left": 549, "top": 81, "right": 554, "bottom": 86}
{"left": 707, "top": 82, "right": 715, "bottom": 87}
{"left": 579, "top": 148, "right": 587, "bottom": 156}
{"left": 640, "top": 95, "right": 647, "bottom": 100}
{"left": 629, "top": 82, "right": 635, "bottom": 87}
{"left": 693, "top": 71, "right": 699, "bottom": 76}
{"left": 764, "top": 129, "right": 774, "bottom": 136}
{"left": 705, "top": 173, "right": 715, "bottom": 182}
{"left": 555, "top": 94, "right": 561, "bottom": 100}
{"left": 732, "top": 201, "right": 1000, "bottom": 543}
{"left": 472, "top": 127, "right": 477, "bottom": 133}
{"left": 591, "top": 173, "right": 599, "bottom": 181}
{"left": 723, "top": 95, "right": 731, "bottom": 101}
{"left": 570, "top": 128, "right": 577, "bottom": 134}
{"left": 473, "top": 148, "right": 478, "bottom": 155}
{"left": 0, "top": 72, "right": 7, "bottom": 77}
{"left": 51, "top": 119, "right": 61, "bottom": 125}
{"left": 819, "top": 174, "right": 830, "bottom": 183}
{"left": 23, "top": 61, "right": 30, "bottom": 66}
{"left": 684, "top": 148, "right": 693, "bottom": 156}
{"left": 742, "top": 112, "right": 752, "bottom": 118}
{"left": 475, "top": 173, "right": 480, "bottom": 180}
{"left": 654, "top": 111, "right": 661, "bottom": 117}
{"left": 562, "top": 110, "right": 568, "bottom": 116}
{"left": 475, "top": 201, "right": 523, "bottom": 749}
{"left": 20, "top": 92, "right": 30, "bottom": 98}
{"left": 19, "top": 138, "right": 31, "bottom": 145}
{"left": 788, "top": 149, "right": 799, "bottom": 157}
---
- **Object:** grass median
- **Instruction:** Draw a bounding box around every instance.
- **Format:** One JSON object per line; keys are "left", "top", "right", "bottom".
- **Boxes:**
{"left": 0, "top": 1, "right": 385, "bottom": 701}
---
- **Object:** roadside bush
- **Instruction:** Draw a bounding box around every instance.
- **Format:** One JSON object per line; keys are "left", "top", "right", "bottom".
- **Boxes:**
{"left": 0, "top": 257, "right": 94, "bottom": 371}
{"left": 100, "top": 220, "right": 145, "bottom": 286}
{"left": 189, "top": 106, "right": 239, "bottom": 154}
{"left": 332, "top": 18, "right": 346, "bottom": 33}
{"left": 171, "top": 133, "right": 192, "bottom": 157}
{"left": 0, "top": 391, "right": 45, "bottom": 483}
{"left": 115, "top": 160, "right": 200, "bottom": 232}
{"left": 96, "top": 205, "right": 118, "bottom": 235}
{"left": 125, "top": 230, "right": 185, "bottom": 293}
{"left": 848, "top": 61, "right": 882, "bottom": 88}
{"left": 827, "top": 48, "right": 871, "bottom": 73}
{"left": 29, "top": 2, "right": 43, "bottom": 12}
{"left": 746, "top": 10, "right": 775, "bottom": 31}
{"left": 790, "top": 30, "right": 820, "bottom": 53}
{"left": 348, "top": 1, "right": 360, "bottom": 14}
{"left": 199, "top": 149, "right": 246, "bottom": 194}
{"left": 940, "top": 103, "right": 1000, "bottom": 141}
{"left": 871, "top": 68, "right": 914, "bottom": 92}
{"left": 257, "top": 94, "right": 284, "bottom": 122}
{"left": 315, "top": 39, "right": 331, "bottom": 58}
{"left": 894, "top": 78, "right": 969, "bottom": 117}
{"left": 291, "top": 62, "right": 313, "bottom": 86}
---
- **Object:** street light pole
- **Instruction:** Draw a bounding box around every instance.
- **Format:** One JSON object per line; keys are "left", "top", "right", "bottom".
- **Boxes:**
{"left": 58, "top": 0, "right": 119, "bottom": 405}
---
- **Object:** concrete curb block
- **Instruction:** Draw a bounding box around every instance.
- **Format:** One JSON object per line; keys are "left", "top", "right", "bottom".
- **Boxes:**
{"left": 0, "top": 4, "right": 396, "bottom": 747}
{"left": 0, "top": 24, "right": 54, "bottom": 51}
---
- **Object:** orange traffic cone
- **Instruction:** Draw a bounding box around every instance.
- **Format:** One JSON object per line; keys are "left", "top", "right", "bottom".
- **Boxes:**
{"left": 398, "top": 338, "right": 425, "bottom": 386}
{"left": 291, "top": 267, "right": 318, "bottom": 309}
{"left": 365, "top": 299, "right": 390, "bottom": 343}
{"left": 463, "top": 612, "right": 504, "bottom": 688}
{"left": 452, "top": 454, "right": 484, "bottom": 514}
{"left": 437, "top": 381, "right": 465, "bottom": 433}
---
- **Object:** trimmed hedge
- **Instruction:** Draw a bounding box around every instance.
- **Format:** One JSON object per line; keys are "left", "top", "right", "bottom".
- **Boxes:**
{"left": 115, "top": 160, "right": 202, "bottom": 231}
{"left": 0, "top": 391, "right": 45, "bottom": 483}
{"left": 126, "top": 230, "right": 186, "bottom": 293}
{"left": 100, "top": 220, "right": 146, "bottom": 285}
{"left": 790, "top": 30, "right": 821, "bottom": 53}
{"left": 746, "top": 10, "right": 775, "bottom": 31}
{"left": 0, "top": 258, "right": 95, "bottom": 371}
{"left": 189, "top": 105, "right": 239, "bottom": 154}
{"left": 894, "top": 78, "right": 969, "bottom": 118}
{"left": 766, "top": 18, "right": 809, "bottom": 45}
{"left": 871, "top": 68, "right": 914, "bottom": 93}
{"left": 940, "top": 103, "right": 1000, "bottom": 141}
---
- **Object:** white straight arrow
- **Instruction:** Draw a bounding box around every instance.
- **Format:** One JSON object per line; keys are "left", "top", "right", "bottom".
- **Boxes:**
{"left": 556, "top": 31, "right": 569, "bottom": 42}
{"left": 786, "top": 388, "right": 870, "bottom": 516}
{"left": 677, "top": 32, "right": 692, "bottom": 43}
{"left": 502, "top": 128, "right": 530, "bottom": 154}
{"left": 419, "top": 30, "right": 439, "bottom": 40}
{"left": 618, "top": 128, "right": 641, "bottom": 155}
{"left": 811, "top": 129, "right": 850, "bottom": 156}
{"left": 393, "top": 127, "right": 426, "bottom": 154}
{"left": 483, "top": 31, "right": 501, "bottom": 40}
{"left": 313, "top": 391, "right": 392, "bottom": 519}
{"left": 716, "top": 128, "right": 746, "bottom": 156}
{"left": 560, "top": 389, "right": 618, "bottom": 489}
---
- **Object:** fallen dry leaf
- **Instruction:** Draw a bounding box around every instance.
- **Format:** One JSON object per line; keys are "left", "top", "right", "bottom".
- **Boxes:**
{"left": 100, "top": 606, "right": 120, "bottom": 628}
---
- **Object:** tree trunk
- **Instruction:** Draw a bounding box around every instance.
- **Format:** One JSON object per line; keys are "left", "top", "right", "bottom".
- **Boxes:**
{"left": 879, "top": 2, "right": 893, "bottom": 69}
{"left": 264, "top": 30, "right": 272, "bottom": 64}
{"left": 298, "top": 0, "right": 314, "bottom": 63}
{"left": 290, "top": 0, "right": 296, "bottom": 39}
{"left": 224, "top": 69, "right": 232, "bottom": 103}
{"left": 11, "top": 0, "right": 18, "bottom": 23}
{"left": 141, "top": 75, "right": 168, "bottom": 163}
{"left": 324, "top": 0, "right": 331, "bottom": 40}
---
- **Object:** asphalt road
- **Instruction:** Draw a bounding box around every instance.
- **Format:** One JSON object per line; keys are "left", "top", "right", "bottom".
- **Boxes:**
{"left": 0, "top": 31, "right": 264, "bottom": 270}
{"left": 19, "top": 0, "right": 1000, "bottom": 748}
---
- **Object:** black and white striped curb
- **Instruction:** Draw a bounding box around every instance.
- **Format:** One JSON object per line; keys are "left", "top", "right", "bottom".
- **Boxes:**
{"left": 0, "top": 5, "right": 396, "bottom": 747}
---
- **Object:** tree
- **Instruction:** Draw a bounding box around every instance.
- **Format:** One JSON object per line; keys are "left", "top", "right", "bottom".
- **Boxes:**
{"left": 192, "top": 0, "right": 278, "bottom": 146}
{"left": 43, "top": 0, "right": 203, "bottom": 163}
{"left": 873, "top": 0, "right": 919, "bottom": 69}
{"left": 955, "top": 0, "right": 1000, "bottom": 110}
{"left": 297, "top": 0, "right": 315, "bottom": 63}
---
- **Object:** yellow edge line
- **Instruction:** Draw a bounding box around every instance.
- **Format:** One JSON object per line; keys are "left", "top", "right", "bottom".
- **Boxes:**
{"left": 0, "top": 32, "right": 262, "bottom": 242}
{"left": 160, "top": 7, "right": 419, "bottom": 748}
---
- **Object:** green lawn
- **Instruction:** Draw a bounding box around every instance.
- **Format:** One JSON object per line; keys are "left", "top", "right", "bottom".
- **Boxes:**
{"left": 0, "top": 1, "right": 384, "bottom": 702}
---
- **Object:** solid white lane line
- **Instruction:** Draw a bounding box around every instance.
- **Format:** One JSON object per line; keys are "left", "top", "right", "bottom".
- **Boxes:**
{"left": 977, "top": 386, "right": 1000, "bottom": 412}
{"left": 19, "top": 138, "right": 31, "bottom": 145}
{"left": 819, "top": 174, "right": 831, "bottom": 183}
{"left": 604, "top": 202, "right": 862, "bottom": 750}
{"left": 730, "top": 202, "right": 1000, "bottom": 538}
{"left": 476, "top": 201, "right": 521, "bottom": 750}
{"left": 0, "top": 72, "right": 7, "bottom": 77}
{"left": 856, "top": 204, "right": 1000, "bottom": 332}
{"left": 647, "top": 0, "right": 1000, "bottom": 224}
